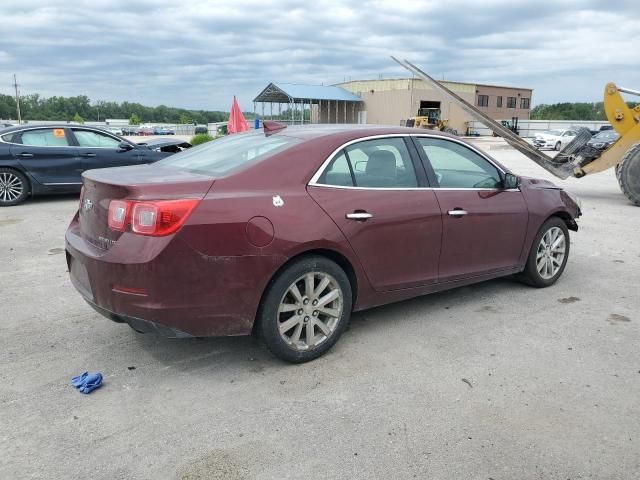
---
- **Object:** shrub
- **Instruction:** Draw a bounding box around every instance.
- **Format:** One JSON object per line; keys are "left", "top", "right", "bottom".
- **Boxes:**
{"left": 190, "top": 133, "right": 215, "bottom": 146}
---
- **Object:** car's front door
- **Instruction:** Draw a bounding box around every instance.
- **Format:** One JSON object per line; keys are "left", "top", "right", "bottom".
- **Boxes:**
{"left": 9, "top": 127, "right": 81, "bottom": 185}
{"left": 70, "top": 128, "right": 143, "bottom": 171}
{"left": 413, "top": 136, "right": 528, "bottom": 281}
{"left": 308, "top": 136, "right": 442, "bottom": 291}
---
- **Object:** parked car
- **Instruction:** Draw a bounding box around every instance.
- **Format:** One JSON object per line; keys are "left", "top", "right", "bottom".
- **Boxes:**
{"left": 121, "top": 126, "right": 138, "bottom": 136}
{"left": 136, "top": 127, "right": 154, "bottom": 136}
{"left": 153, "top": 127, "right": 175, "bottom": 135}
{"left": 0, "top": 124, "right": 176, "bottom": 205}
{"left": 108, "top": 127, "right": 123, "bottom": 136}
{"left": 66, "top": 124, "right": 581, "bottom": 363}
{"left": 533, "top": 129, "right": 578, "bottom": 151}
{"left": 194, "top": 125, "right": 208, "bottom": 134}
{"left": 137, "top": 137, "right": 192, "bottom": 153}
{"left": 586, "top": 129, "right": 619, "bottom": 151}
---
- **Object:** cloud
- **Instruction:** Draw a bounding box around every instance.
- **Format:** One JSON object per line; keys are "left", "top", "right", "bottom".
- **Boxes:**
{"left": 0, "top": 0, "right": 638, "bottom": 110}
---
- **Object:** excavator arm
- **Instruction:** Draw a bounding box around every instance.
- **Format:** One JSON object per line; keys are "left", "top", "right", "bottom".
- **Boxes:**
{"left": 391, "top": 57, "right": 576, "bottom": 179}
{"left": 578, "top": 84, "right": 640, "bottom": 176}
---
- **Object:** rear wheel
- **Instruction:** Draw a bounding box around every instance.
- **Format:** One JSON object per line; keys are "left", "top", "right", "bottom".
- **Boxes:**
{"left": 258, "top": 256, "right": 352, "bottom": 363}
{"left": 0, "top": 168, "right": 29, "bottom": 206}
{"left": 520, "top": 217, "right": 570, "bottom": 288}
{"left": 616, "top": 143, "right": 640, "bottom": 206}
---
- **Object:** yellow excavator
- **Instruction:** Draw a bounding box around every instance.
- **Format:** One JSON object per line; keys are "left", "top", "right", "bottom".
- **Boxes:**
{"left": 393, "top": 57, "right": 640, "bottom": 206}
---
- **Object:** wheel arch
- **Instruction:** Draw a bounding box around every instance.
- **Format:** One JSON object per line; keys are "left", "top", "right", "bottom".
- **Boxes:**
{"left": 548, "top": 210, "right": 578, "bottom": 231}
{"left": 252, "top": 248, "right": 358, "bottom": 334}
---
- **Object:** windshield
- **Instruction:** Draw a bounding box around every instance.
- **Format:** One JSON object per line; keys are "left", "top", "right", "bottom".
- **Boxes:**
{"left": 157, "top": 132, "right": 301, "bottom": 175}
{"left": 593, "top": 130, "right": 619, "bottom": 140}
{"left": 547, "top": 130, "right": 563, "bottom": 136}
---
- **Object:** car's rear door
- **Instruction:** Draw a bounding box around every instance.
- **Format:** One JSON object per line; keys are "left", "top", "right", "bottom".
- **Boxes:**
{"left": 307, "top": 136, "right": 442, "bottom": 291}
{"left": 413, "top": 136, "right": 528, "bottom": 281}
{"left": 9, "top": 127, "right": 81, "bottom": 185}
{"left": 70, "top": 128, "right": 145, "bottom": 171}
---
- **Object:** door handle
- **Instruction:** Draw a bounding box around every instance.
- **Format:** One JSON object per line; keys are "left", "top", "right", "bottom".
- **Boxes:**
{"left": 346, "top": 212, "right": 373, "bottom": 221}
{"left": 81, "top": 153, "right": 97, "bottom": 158}
{"left": 447, "top": 209, "right": 468, "bottom": 217}
{"left": 18, "top": 153, "right": 34, "bottom": 158}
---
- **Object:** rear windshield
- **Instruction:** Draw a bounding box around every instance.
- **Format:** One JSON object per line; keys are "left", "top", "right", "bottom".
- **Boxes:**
{"left": 157, "top": 132, "right": 300, "bottom": 175}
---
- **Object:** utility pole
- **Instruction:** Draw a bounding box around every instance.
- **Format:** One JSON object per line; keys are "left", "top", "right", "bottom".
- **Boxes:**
{"left": 13, "top": 74, "right": 21, "bottom": 124}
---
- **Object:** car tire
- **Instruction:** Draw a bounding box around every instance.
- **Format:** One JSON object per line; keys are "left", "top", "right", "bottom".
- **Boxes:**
{"left": 258, "top": 255, "right": 352, "bottom": 363}
{"left": 616, "top": 143, "right": 640, "bottom": 206}
{"left": 0, "top": 168, "right": 30, "bottom": 206}
{"left": 520, "top": 217, "right": 570, "bottom": 288}
{"left": 554, "top": 141, "right": 561, "bottom": 151}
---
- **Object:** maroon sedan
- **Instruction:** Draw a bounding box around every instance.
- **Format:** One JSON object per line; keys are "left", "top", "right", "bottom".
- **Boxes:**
{"left": 66, "top": 124, "right": 581, "bottom": 362}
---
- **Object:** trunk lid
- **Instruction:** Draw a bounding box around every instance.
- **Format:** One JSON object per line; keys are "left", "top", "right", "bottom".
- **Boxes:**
{"left": 80, "top": 164, "right": 213, "bottom": 250}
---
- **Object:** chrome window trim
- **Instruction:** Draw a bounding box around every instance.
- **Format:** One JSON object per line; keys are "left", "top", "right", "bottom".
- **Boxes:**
{"left": 308, "top": 184, "right": 520, "bottom": 193}
{"left": 42, "top": 182, "right": 83, "bottom": 185}
{"left": 308, "top": 133, "right": 508, "bottom": 190}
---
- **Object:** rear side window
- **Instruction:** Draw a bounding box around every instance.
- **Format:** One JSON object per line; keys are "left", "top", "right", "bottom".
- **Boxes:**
{"left": 318, "top": 137, "right": 418, "bottom": 188}
{"left": 20, "top": 128, "right": 70, "bottom": 147}
{"left": 158, "top": 132, "right": 300, "bottom": 175}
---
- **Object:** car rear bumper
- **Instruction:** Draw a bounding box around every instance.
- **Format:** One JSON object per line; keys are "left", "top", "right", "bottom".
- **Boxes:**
{"left": 65, "top": 217, "right": 284, "bottom": 337}
{"left": 86, "top": 299, "right": 194, "bottom": 337}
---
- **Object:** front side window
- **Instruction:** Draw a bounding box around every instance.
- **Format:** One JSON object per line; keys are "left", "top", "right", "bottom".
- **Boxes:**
{"left": 73, "top": 129, "right": 121, "bottom": 148}
{"left": 417, "top": 137, "right": 502, "bottom": 189}
{"left": 19, "top": 128, "right": 69, "bottom": 147}
{"left": 319, "top": 137, "right": 418, "bottom": 188}
{"left": 158, "top": 132, "right": 301, "bottom": 176}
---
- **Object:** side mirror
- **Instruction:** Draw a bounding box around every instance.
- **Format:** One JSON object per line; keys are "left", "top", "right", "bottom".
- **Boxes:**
{"left": 503, "top": 173, "right": 519, "bottom": 189}
{"left": 118, "top": 142, "right": 134, "bottom": 151}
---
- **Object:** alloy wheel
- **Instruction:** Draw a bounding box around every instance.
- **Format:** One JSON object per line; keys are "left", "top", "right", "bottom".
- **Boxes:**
{"left": 277, "top": 272, "right": 344, "bottom": 351}
{"left": 0, "top": 172, "right": 23, "bottom": 203}
{"left": 536, "top": 226, "right": 566, "bottom": 279}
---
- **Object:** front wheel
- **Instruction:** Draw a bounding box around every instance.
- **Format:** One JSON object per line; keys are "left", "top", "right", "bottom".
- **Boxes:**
{"left": 554, "top": 141, "right": 562, "bottom": 151}
{"left": 520, "top": 217, "right": 570, "bottom": 287}
{"left": 258, "top": 256, "right": 352, "bottom": 363}
{"left": 616, "top": 143, "right": 640, "bottom": 206}
{"left": 0, "top": 168, "right": 29, "bottom": 206}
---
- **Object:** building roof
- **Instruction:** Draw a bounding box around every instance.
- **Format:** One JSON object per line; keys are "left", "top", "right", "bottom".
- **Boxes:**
{"left": 337, "top": 78, "right": 533, "bottom": 92}
{"left": 253, "top": 82, "right": 362, "bottom": 103}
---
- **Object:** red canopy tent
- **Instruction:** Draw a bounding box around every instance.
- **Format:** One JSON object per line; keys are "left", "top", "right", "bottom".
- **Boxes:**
{"left": 227, "top": 96, "right": 249, "bottom": 134}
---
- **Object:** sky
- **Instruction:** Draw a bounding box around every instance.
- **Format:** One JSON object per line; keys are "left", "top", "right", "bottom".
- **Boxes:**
{"left": 0, "top": 0, "right": 638, "bottom": 111}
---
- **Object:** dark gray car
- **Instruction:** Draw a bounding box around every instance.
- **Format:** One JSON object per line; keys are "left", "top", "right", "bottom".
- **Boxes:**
{"left": 0, "top": 124, "right": 174, "bottom": 206}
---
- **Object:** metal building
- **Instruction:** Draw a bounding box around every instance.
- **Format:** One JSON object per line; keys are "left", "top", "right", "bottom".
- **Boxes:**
{"left": 253, "top": 83, "right": 363, "bottom": 124}
{"left": 337, "top": 78, "right": 533, "bottom": 134}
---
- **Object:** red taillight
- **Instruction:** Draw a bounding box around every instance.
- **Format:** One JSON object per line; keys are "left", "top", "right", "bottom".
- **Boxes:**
{"left": 108, "top": 200, "right": 130, "bottom": 231}
{"left": 107, "top": 198, "right": 199, "bottom": 236}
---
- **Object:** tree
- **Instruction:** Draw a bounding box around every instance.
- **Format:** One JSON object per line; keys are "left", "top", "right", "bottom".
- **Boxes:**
{"left": 73, "top": 112, "right": 84, "bottom": 124}
{"left": 129, "top": 113, "right": 140, "bottom": 125}
{"left": 0, "top": 91, "right": 230, "bottom": 124}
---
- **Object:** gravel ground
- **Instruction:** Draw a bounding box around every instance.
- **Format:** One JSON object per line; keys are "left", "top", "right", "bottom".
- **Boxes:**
{"left": 1, "top": 137, "right": 638, "bottom": 479}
